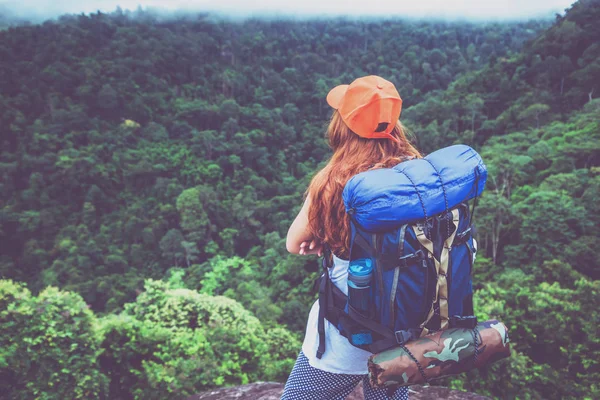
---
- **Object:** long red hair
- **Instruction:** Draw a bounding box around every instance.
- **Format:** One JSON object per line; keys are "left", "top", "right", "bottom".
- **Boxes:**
{"left": 307, "top": 111, "right": 421, "bottom": 259}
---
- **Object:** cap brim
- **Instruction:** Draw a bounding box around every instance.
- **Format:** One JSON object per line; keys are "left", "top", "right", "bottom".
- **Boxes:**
{"left": 326, "top": 84, "right": 349, "bottom": 109}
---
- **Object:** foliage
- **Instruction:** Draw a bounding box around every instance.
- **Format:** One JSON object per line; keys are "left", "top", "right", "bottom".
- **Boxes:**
{"left": 0, "top": 9, "right": 547, "bottom": 312}
{"left": 0, "top": 280, "right": 108, "bottom": 399}
{"left": 0, "top": 278, "right": 300, "bottom": 400}
{"left": 0, "top": 1, "right": 599, "bottom": 398}
{"left": 101, "top": 278, "right": 299, "bottom": 398}
{"left": 448, "top": 271, "right": 600, "bottom": 399}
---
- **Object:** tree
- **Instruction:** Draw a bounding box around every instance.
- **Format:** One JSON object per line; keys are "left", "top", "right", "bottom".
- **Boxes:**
{"left": 159, "top": 229, "right": 185, "bottom": 267}
{"left": 465, "top": 93, "right": 485, "bottom": 133}
{"left": 97, "top": 83, "right": 119, "bottom": 111}
{"left": 476, "top": 191, "right": 516, "bottom": 264}
{"left": 517, "top": 103, "right": 551, "bottom": 129}
{"left": 0, "top": 280, "right": 108, "bottom": 399}
{"left": 506, "top": 191, "right": 588, "bottom": 267}
{"left": 181, "top": 240, "right": 200, "bottom": 267}
{"left": 176, "top": 187, "right": 211, "bottom": 245}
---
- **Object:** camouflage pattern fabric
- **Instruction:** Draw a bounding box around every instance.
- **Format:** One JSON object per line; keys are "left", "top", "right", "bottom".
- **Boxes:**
{"left": 368, "top": 320, "right": 510, "bottom": 388}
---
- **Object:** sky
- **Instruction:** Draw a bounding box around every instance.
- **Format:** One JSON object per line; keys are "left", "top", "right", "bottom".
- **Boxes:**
{"left": 0, "top": 0, "right": 575, "bottom": 21}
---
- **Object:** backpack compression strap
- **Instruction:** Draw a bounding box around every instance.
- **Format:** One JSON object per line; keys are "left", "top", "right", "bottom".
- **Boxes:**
{"left": 414, "top": 208, "right": 460, "bottom": 335}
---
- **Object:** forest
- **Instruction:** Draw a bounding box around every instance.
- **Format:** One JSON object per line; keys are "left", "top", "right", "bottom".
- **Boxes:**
{"left": 0, "top": 0, "right": 599, "bottom": 398}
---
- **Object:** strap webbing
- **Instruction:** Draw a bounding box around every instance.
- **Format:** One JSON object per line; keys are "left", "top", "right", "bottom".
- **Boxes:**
{"left": 316, "top": 269, "right": 328, "bottom": 359}
{"left": 373, "top": 233, "right": 385, "bottom": 300}
{"left": 389, "top": 224, "right": 408, "bottom": 328}
{"left": 353, "top": 233, "right": 375, "bottom": 255}
{"left": 463, "top": 238, "right": 475, "bottom": 318}
{"left": 316, "top": 244, "right": 333, "bottom": 359}
{"left": 469, "top": 168, "right": 481, "bottom": 227}
{"left": 347, "top": 306, "right": 395, "bottom": 339}
{"left": 414, "top": 208, "right": 460, "bottom": 335}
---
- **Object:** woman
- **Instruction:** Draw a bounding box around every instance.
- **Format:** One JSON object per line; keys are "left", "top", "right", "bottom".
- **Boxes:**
{"left": 282, "top": 75, "right": 420, "bottom": 400}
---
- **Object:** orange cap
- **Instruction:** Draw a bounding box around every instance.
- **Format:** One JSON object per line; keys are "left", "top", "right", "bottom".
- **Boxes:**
{"left": 326, "top": 75, "right": 402, "bottom": 143}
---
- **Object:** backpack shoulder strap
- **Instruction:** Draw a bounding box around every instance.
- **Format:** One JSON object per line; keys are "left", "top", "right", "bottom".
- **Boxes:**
{"left": 316, "top": 243, "right": 333, "bottom": 359}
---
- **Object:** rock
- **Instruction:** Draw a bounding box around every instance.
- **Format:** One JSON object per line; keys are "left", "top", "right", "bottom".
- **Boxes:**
{"left": 186, "top": 381, "right": 491, "bottom": 400}
{"left": 187, "top": 382, "right": 283, "bottom": 400}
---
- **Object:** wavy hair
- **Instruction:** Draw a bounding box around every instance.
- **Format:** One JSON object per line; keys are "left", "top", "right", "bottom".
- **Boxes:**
{"left": 306, "top": 111, "right": 421, "bottom": 259}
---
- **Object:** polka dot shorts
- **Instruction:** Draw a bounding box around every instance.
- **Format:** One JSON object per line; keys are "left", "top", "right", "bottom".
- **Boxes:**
{"left": 282, "top": 351, "right": 409, "bottom": 400}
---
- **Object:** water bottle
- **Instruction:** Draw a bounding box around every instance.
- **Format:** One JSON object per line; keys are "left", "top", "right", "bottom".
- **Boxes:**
{"left": 348, "top": 258, "right": 373, "bottom": 315}
{"left": 348, "top": 258, "right": 373, "bottom": 346}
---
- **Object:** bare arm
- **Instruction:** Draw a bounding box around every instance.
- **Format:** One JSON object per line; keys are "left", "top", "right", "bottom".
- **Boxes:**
{"left": 286, "top": 192, "right": 322, "bottom": 256}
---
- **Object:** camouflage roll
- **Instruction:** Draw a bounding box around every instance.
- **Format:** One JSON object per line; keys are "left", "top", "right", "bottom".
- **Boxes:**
{"left": 368, "top": 320, "right": 510, "bottom": 388}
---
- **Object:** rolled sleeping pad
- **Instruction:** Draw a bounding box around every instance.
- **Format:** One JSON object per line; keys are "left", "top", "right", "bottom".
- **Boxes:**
{"left": 368, "top": 320, "right": 510, "bottom": 388}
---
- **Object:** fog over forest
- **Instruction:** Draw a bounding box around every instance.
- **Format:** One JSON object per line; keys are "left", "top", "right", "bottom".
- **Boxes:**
{"left": 0, "top": 0, "right": 574, "bottom": 22}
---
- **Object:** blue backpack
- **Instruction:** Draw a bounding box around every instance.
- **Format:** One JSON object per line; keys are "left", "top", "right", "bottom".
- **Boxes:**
{"left": 316, "top": 145, "right": 487, "bottom": 358}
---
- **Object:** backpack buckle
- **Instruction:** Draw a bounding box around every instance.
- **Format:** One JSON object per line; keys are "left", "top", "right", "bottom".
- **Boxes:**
{"left": 394, "top": 328, "right": 421, "bottom": 345}
{"left": 398, "top": 249, "right": 426, "bottom": 268}
{"left": 453, "top": 227, "right": 472, "bottom": 246}
{"left": 449, "top": 315, "right": 478, "bottom": 329}
{"left": 321, "top": 244, "right": 333, "bottom": 269}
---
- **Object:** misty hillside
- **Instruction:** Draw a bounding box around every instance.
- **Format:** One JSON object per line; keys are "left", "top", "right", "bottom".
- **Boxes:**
{"left": 0, "top": 1, "right": 599, "bottom": 399}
